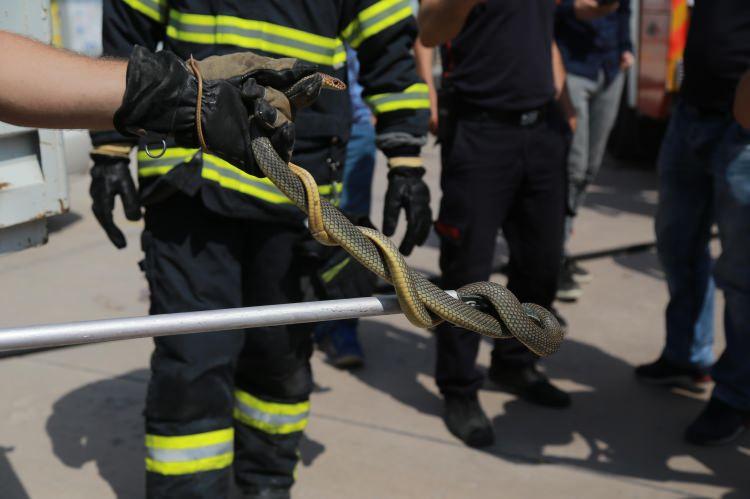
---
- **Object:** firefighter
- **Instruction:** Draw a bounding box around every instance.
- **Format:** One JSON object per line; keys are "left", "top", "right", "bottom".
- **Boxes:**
{"left": 89, "top": 1, "right": 431, "bottom": 497}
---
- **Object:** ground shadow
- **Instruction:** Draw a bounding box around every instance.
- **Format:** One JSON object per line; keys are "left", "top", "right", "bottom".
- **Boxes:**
{"left": 46, "top": 369, "right": 148, "bottom": 498}
{"left": 583, "top": 158, "right": 659, "bottom": 219}
{"left": 352, "top": 320, "right": 750, "bottom": 496}
{"left": 47, "top": 211, "right": 83, "bottom": 234}
{"left": 46, "top": 368, "right": 325, "bottom": 498}
{"left": 0, "top": 446, "right": 30, "bottom": 499}
{"left": 351, "top": 321, "right": 442, "bottom": 417}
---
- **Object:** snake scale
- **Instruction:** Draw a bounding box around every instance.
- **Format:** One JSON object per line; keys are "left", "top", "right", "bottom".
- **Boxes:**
{"left": 249, "top": 74, "right": 565, "bottom": 357}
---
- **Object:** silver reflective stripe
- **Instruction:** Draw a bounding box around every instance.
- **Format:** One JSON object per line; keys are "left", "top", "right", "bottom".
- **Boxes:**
{"left": 235, "top": 400, "right": 309, "bottom": 426}
{"left": 170, "top": 21, "right": 336, "bottom": 58}
{"left": 345, "top": 0, "right": 412, "bottom": 45}
{"left": 147, "top": 441, "right": 233, "bottom": 463}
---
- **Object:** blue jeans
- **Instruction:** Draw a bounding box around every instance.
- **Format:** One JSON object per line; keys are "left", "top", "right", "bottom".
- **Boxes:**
{"left": 656, "top": 101, "right": 750, "bottom": 410}
{"left": 340, "top": 121, "right": 376, "bottom": 215}
{"left": 315, "top": 121, "right": 376, "bottom": 349}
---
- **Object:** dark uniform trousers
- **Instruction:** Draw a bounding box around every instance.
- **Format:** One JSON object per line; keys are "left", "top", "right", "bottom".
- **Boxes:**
{"left": 435, "top": 110, "right": 568, "bottom": 397}
{"left": 141, "top": 192, "right": 312, "bottom": 498}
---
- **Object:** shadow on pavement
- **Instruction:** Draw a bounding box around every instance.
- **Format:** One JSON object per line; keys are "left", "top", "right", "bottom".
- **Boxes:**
{"left": 45, "top": 368, "right": 326, "bottom": 498}
{"left": 584, "top": 158, "right": 659, "bottom": 219}
{"left": 47, "top": 212, "right": 83, "bottom": 234}
{"left": 0, "top": 446, "right": 30, "bottom": 499}
{"left": 354, "top": 320, "right": 750, "bottom": 497}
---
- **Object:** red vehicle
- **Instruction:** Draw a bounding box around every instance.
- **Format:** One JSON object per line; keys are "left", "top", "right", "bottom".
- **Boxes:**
{"left": 609, "top": 0, "right": 690, "bottom": 159}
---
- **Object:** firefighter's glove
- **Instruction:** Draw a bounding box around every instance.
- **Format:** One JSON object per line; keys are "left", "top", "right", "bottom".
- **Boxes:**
{"left": 297, "top": 216, "right": 377, "bottom": 300}
{"left": 90, "top": 147, "right": 141, "bottom": 249}
{"left": 113, "top": 46, "right": 323, "bottom": 177}
{"left": 382, "top": 164, "right": 432, "bottom": 256}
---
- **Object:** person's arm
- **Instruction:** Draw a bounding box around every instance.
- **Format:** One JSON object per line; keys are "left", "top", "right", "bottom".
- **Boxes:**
{"left": 414, "top": 40, "right": 439, "bottom": 135}
{"left": 618, "top": 0, "right": 634, "bottom": 69}
{"left": 341, "top": 1, "right": 432, "bottom": 255}
{"left": 0, "top": 31, "right": 126, "bottom": 130}
{"left": 553, "top": 41, "right": 576, "bottom": 132}
{"left": 417, "top": 0, "right": 483, "bottom": 47}
{"left": 734, "top": 69, "right": 750, "bottom": 129}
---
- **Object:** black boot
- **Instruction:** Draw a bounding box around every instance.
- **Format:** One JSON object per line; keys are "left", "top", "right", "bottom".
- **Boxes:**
{"left": 241, "top": 487, "right": 291, "bottom": 499}
{"left": 443, "top": 394, "right": 495, "bottom": 448}
{"left": 488, "top": 364, "right": 571, "bottom": 408}
{"left": 685, "top": 398, "right": 750, "bottom": 446}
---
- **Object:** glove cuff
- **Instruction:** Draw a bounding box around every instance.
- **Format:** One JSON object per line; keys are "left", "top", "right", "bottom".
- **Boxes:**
{"left": 114, "top": 46, "right": 197, "bottom": 143}
{"left": 387, "top": 156, "right": 424, "bottom": 169}
{"left": 90, "top": 144, "right": 132, "bottom": 159}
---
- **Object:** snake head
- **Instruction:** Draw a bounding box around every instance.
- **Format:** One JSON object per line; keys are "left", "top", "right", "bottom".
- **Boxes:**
{"left": 284, "top": 73, "right": 346, "bottom": 110}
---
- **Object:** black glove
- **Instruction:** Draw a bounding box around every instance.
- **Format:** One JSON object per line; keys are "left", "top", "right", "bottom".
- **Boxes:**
{"left": 113, "top": 47, "right": 325, "bottom": 177}
{"left": 89, "top": 150, "right": 141, "bottom": 249}
{"left": 382, "top": 166, "right": 432, "bottom": 256}
{"left": 296, "top": 217, "right": 377, "bottom": 300}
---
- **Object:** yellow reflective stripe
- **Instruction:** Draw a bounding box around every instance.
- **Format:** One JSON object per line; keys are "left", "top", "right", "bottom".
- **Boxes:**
{"left": 122, "top": 0, "right": 166, "bottom": 23}
{"left": 137, "top": 148, "right": 199, "bottom": 162}
{"left": 167, "top": 10, "right": 346, "bottom": 67}
{"left": 372, "top": 98, "right": 430, "bottom": 113}
{"left": 235, "top": 390, "right": 309, "bottom": 416}
{"left": 342, "top": 0, "right": 413, "bottom": 48}
{"left": 234, "top": 390, "right": 309, "bottom": 435}
{"left": 139, "top": 165, "right": 176, "bottom": 177}
{"left": 234, "top": 409, "right": 309, "bottom": 435}
{"left": 321, "top": 256, "right": 351, "bottom": 283}
{"left": 365, "top": 83, "right": 430, "bottom": 114}
{"left": 201, "top": 168, "right": 292, "bottom": 204}
{"left": 146, "top": 428, "right": 234, "bottom": 450}
{"left": 146, "top": 453, "right": 233, "bottom": 476}
{"left": 137, "top": 148, "right": 341, "bottom": 203}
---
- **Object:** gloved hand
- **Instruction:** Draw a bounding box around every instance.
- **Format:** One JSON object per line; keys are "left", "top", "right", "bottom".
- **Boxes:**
{"left": 89, "top": 146, "right": 141, "bottom": 249}
{"left": 382, "top": 165, "right": 432, "bottom": 256}
{"left": 113, "top": 46, "right": 327, "bottom": 176}
{"left": 296, "top": 216, "right": 377, "bottom": 301}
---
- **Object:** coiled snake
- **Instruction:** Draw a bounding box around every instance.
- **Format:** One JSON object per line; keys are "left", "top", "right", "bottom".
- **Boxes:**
{"left": 252, "top": 74, "right": 565, "bottom": 357}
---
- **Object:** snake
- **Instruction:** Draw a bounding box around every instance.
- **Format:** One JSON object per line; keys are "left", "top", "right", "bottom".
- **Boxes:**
{"left": 248, "top": 73, "right": 565, "bottom": 357}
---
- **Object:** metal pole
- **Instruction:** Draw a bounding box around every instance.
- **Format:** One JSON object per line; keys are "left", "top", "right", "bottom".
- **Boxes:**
{"left": 0, "top": 292, "right": 463, "bottom": 353}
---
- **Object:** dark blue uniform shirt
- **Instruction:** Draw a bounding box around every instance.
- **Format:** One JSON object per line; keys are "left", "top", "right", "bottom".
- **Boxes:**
{"left": 441, "top": 0, "right": 557, "bottom": 112}
{"left": 554, "top": 0, "right": 633, "bottom": 84}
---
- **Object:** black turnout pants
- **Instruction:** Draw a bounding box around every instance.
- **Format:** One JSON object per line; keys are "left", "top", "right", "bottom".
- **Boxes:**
{"left": 141, "top": 192, "right": 312, "bottom": 499}
{"left": 435, "top": 114, "right": 567, "bottom": 398}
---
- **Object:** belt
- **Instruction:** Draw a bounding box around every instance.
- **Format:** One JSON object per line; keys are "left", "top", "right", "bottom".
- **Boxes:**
{"left": 455, "top": 103, "right": 549, "bottom": 127}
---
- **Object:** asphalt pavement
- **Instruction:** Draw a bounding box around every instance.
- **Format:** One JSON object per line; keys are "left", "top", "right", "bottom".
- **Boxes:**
{"left": 0, "top": 142, "right": 746, "bottom": 498}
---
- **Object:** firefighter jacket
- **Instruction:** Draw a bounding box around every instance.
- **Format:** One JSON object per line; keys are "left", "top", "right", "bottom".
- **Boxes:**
{"left": 92, "top": 0, "right": 430, "bottom": 222}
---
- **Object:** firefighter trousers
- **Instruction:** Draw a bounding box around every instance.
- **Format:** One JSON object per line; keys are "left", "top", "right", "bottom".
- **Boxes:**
{"left": 140, "top": 191, "right": 312, "bottom": 498}
{"left": 434, "top": 111, "right": 568, "bottom": 397}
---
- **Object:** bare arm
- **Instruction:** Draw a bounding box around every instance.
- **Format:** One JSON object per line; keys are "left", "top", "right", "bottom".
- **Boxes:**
{"left": 0, "top": 31, "right": 126, "bottom": 130}
{"left": 552, "top": 41, "right": 576, "bottom": 132}
{"left": 418, "top": 0, "right": 482, "bottom": 47}
{"left": 414, "top": 39, "right": 439, "bottom": 135}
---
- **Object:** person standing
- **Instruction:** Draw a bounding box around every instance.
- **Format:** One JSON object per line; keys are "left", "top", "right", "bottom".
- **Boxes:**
{"left": 555, "top": 0, "right": 633, "bottom": 301}
{"left": 314, "top": 45, "right": 377, "bottom": 369}
{"left": 419, "top": 0, "right": 574, "bottom": 448}
{"left": 88, "top": 0, "right": 431, "bottom": 497}
{"left": 635, "top": 0, "right": 750, "bottom": 446}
